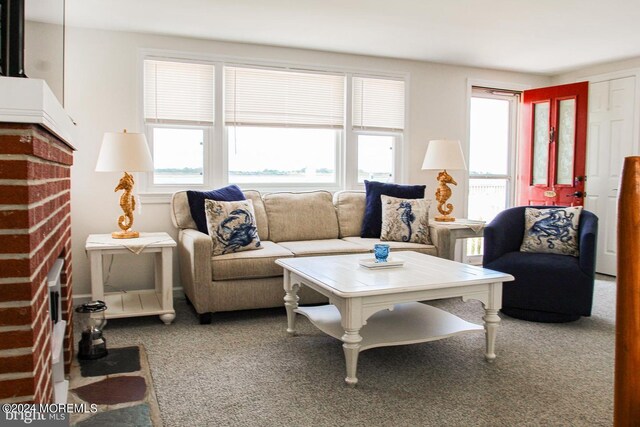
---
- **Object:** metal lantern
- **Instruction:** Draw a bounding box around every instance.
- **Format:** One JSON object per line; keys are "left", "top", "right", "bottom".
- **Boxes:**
{"left": 76, "top": 300, "right": 108, "bottom": 360}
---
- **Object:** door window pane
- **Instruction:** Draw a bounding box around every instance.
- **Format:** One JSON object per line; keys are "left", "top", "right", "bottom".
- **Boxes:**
{"left": 228, "top": 126, "right": 338, "bottom": 184}
{"left": 469, "top": 98, "right": 509, "bottom": 175}
{"left": 153, "top": 128, "right": 204, "bottom": 185}
{"left": 532, "top": 102, "right": 550, "bottom": 185}
{"left": 557, "top": 99, "right": 576, "bottom": 185}
{"left": 357, "top": 135, "right": 393, "bottom": 183}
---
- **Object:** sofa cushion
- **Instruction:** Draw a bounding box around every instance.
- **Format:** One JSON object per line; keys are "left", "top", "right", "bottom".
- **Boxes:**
{"left": 263, "top": 191, "right": 339, "bottom": 242}
{"left": 342, "top": 236, "right": 437, "bottom": 257}
{"left": 243, "top": 190, "right": 269, "bottom": 241}
{"left": 361, "top": 180, "right": 426, "bottom": 238}
{"left": 333, "top": 190, "right": 366, "bottom": 238}
{"left": 278, "top": 239, "right": 370, "bottom": 257}
{"left": 211, "top": 241, "right": 293, "bottom": 281}
{"left": 380, "top": 195, "right": 432, "bottom": 244}
{"left": 205, "top": 199, "right": 263, "bottom": 256}
{"left": 187, "top": 185, "right": 246, "bottom": 234}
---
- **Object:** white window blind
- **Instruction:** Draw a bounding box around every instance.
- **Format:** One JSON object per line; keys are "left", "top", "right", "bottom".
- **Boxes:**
{"left": 144, "top": 59, "right": 214, "bottom": 124}
{"left": 352, "top": 76, "right": 405, "bottom": 132}
{"left": 224, "top": 66, "right": 344, "bottom": 128}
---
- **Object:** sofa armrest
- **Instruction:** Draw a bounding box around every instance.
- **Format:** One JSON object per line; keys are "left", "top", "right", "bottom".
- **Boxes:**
{"left": 178, "top": 229, "right": 212, "bottom": 314}
{"left": 578, "top": 210, "right": 598, "bottom": 276}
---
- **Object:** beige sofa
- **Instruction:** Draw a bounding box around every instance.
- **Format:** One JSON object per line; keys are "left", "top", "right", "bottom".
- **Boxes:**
{"left": 170, "top": 190, "right": 450, "bottom": 323}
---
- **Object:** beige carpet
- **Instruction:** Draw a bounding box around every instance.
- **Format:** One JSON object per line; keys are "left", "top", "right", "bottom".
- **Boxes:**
{"left": 103, "top": 276, "right": 615, "bottom": 427}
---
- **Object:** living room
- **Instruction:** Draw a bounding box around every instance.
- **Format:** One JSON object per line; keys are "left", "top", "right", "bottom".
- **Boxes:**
{"left": 1, "top": 0, "right": 639, "bottom": 425}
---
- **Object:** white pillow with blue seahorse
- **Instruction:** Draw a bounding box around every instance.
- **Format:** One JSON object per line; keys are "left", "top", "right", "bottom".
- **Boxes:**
{"left": 380, "top": 195, "right": 432, "bottom": 244}
{"left": 204, "top": 199, "right": 263, "bottom": 256}
{"left": 520, "top": 206, "right": 582, "bottom": 257}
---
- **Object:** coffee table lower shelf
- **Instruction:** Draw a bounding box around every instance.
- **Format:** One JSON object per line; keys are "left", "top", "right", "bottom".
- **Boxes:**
{"left": 295, "top": 302, "right": 483, "bottom": 352}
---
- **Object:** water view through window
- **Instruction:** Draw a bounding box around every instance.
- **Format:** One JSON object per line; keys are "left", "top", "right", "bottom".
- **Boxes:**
{"left": 153, "top": 128, "right": 204, "bottom": 185}
{"left": 357, "top": 135, "right": 394, "bottom": 183}
{"left": 228, "top": 127, "right": 338, "bottom": 184}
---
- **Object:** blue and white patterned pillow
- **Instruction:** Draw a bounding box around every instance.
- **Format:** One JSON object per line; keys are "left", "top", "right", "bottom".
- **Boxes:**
{"left": 204, "top": 199, "right": 262, "bottom": 256}
{"left": 520, "top": 207, "right": 582, "bottom": 257}
{"left": 380, "top": 195, "right": 432, "bottom": 244}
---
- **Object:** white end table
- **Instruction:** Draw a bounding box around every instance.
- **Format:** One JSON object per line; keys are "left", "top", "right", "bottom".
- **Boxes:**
{"left": 85, "top": 232, "right": 177, "bottom": 325}
{"left": 429, "top": 219, "right": 485, "bottom": 260}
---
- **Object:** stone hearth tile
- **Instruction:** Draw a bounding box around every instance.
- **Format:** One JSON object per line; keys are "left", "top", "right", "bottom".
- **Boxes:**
{"left": 79, "top": 346, "right": 140, "bottom": 377}
{"left": 73, "top": 376, "right": 147, "bottom": 405}
{"left": 75, "top": 404, "right": 152, "bottom": 427}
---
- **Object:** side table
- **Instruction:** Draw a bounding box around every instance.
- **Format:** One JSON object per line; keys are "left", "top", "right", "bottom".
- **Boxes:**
{"left": 85, "top": 232, "right": 177, "bottom": 325}
{"left": 429, "top": 220, "right": 485, "bottom": 261}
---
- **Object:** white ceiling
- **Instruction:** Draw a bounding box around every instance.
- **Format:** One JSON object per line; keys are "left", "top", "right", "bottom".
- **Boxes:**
{"left": 33, "top": 0, "right": 640, "bottom": 75}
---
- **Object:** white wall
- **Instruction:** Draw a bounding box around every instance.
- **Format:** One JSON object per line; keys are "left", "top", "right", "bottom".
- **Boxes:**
{"left": 551, "top": 56, "right": 640, "bottom": 85}
{"left": 25, "top": 21, "right": 64, "bottom": 104}
{"left": 64, "top": 26, "right": 551, "bottom": 297}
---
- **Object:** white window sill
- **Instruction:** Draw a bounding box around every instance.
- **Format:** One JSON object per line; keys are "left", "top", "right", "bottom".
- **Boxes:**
{"left": 139, "top": 192, "right": 174, "bottom": 204}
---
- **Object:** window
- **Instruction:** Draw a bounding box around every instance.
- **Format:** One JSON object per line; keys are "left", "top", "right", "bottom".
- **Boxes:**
{"left": 144, "top": 59, "right": 214, "bottom": 187}
{"left": 224, "top": 66, "right": 343, "bottom": 186}
{"left": 152, "top": 127, "right": 206, "bottom": 184}
{"left": 357, "top": 135, "right": 394, "bottom": 182}
{"left": 141, "top": 55, "right": 407, "bottom": 193}
{"left": 466, "top": 87, "right": 519, "bottom": 258}
{"left": 352, "top": 76, "right": 405, "bottom": 183}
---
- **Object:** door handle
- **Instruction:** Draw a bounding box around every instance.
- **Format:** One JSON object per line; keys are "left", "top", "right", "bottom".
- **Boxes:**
{"left": 566, "top": 191, "right": 585, "bottom": 198}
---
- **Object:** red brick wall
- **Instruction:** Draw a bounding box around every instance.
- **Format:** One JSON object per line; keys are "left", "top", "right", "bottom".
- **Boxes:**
{"left": 0, "top": 124, "right": 73, "bottom": 403}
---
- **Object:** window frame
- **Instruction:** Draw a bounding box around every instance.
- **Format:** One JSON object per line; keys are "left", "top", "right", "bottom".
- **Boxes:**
{"left": 464, "top": 85, "right": 521, "bottom": 264}
{"left": 353, "top": 130, "right": 401, "bottom": 184}
{"left": 144, "top": 123, "right": 213, "bottom": 192}
{"left": 138, "top": 49, "right": 409, "bottom": 200}
{"left": 468, "top": 88, "right": 520, "bottom": 211}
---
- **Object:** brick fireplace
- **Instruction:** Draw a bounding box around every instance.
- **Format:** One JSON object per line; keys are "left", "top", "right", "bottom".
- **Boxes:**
{"left": 0, "top": 79, "right": 75, "bottom": 403}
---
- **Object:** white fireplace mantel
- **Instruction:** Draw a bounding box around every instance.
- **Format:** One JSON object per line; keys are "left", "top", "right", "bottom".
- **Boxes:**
{"left": 0, "top": 77, "right": 76, "bottom": 149}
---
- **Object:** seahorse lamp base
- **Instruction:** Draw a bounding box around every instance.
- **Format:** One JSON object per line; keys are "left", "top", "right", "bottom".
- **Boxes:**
{"left": 434, "top": 214, "right": 455, "bottom": 222}
{"left": 112, "top": 230, "right": 140, "bottom": 239}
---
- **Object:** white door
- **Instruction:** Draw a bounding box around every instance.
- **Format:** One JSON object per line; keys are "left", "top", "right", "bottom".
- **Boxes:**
{"left": 585, "top": 75, "right": 637, "bottom": 276}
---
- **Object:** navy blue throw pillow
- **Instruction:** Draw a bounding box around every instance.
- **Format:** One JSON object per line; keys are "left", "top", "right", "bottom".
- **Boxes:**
{"left": 361, "top": 180, "right": 426, "bottom": 238}
{"left": 187, "top": 185, "right": 246, "bottom": 234}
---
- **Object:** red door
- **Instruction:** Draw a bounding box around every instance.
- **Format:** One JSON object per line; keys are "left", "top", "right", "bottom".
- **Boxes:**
{"left": 517, "top": 81, "right": 589, "bottom": 206}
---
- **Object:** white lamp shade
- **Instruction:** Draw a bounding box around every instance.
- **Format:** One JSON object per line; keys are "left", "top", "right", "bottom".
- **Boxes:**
{"left": 95, "top": 131, "right": 154, "bottom": 172}
{"left": 421, "top": 139, "right": 467, "bottom": 171}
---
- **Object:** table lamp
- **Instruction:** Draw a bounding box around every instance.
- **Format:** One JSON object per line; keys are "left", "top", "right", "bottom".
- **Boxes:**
{"left": 421, "top": 139, "right": 467, "bottom": 222}
{"left": 95, "top": 130, "right": 153, "bottom": 239}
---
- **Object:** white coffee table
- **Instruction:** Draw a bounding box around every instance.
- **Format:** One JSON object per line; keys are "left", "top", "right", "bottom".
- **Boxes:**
{"left": 276, "top": 251, "right": 514, "bottom": 386}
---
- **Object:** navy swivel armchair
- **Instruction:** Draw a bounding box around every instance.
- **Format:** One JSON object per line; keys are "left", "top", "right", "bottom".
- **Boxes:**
{"left": 483, "top": 206, "right": 598, "bottom": 323}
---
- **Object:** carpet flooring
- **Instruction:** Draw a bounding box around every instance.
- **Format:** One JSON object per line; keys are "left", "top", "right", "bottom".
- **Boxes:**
{"left": 103, "top": 276, "right": 615, "bottom": 427}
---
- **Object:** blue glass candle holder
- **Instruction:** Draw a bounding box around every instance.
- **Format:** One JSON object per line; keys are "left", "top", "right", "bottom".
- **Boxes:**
{"left": 374, "top": 244, "right": 390, "bottom": 263}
